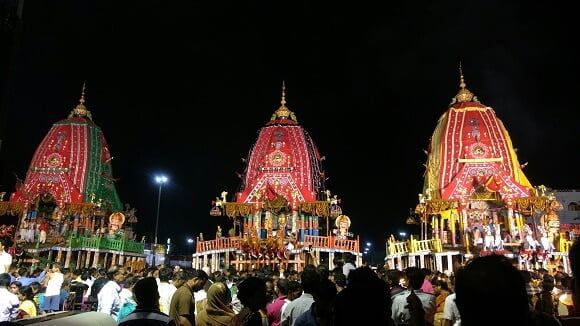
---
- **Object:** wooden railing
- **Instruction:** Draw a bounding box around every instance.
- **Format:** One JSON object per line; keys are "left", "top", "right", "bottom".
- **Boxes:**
{"left": 387, "top": 240, "right": 411, "bottom": 256}
{"left": 410, "top": 236, "right": 442, "bottom": 253}
{"left": 196, "top": 237, "right": 244, "bottom": 252}
{"left": 63, "top": 236, "right": 144, "bottom": 253}
{"left": 386, "top": 236, "right": 442, "bottom": 256}
{"left": 303, "top": 235, "right": 359, "bottom": 252}
{"left": 195, "top": 235, "right": 360, "bottom": 253}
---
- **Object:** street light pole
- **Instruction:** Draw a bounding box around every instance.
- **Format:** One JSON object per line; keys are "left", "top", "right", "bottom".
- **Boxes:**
{"left": 152, "top": 175, "right": 168, "bottom": 268}
{"left": 154, "top": 175, "right": 168, "bottom": 246}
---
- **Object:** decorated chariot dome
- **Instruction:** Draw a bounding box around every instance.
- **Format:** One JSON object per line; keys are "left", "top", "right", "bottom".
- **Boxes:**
{"left": 416, "top": 67, "right": 560, "bottom": 253}
{"left": 384, "top": 67, "right": 568, "bottom": 274}
{"left": 235, "top": 82, "right": 324, "bottom": 207}
{"left": 204, "top": 83, "right": 358, "bottom": 272}
{"left": 0, "top": 83, "right": 144, "bottom": 271}
{"left": 10, "top": 83, "right": 122, "bottom": 212}
{"left": 421, "top": 70, "right": 533, "bottom": 203}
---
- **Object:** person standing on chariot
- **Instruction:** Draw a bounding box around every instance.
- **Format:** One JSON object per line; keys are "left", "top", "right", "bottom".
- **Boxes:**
{"left": 492, "top": 221, "right": 504, "bottom": 251}
{"left": 482, "top": 224, "right": 494, "bottom": 251}
{"left": 539, "top": 227, "right": 555, "bottom": 252}
{"left": 523, "top": 224, "right": 538, "bottom": 250}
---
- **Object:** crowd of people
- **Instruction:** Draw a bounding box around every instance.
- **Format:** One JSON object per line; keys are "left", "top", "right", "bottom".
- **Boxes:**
{"left": 2, "top": 237, "right": 580, "bottom": 325}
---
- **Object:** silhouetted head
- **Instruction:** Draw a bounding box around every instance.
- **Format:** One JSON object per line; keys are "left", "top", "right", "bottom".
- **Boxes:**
{"left": 133, "top": 277, "right": 160, "bottom": 309}
{"left": 236, "top": 276, "right": 268, "bottom": 312}
{"left": 277, "top": 278, "right": 290, "bottom": 295}
{"left": 334, "top": 266, "right": 390, "bottom": 326}
{"left": 158, "top": 267, "right": 173, "bottom": 282}
{"left": 300, "top": 269, "right": 320, "bottom": 294}
{"left": 455, "top": 254, "right": 528, "bottom": 326}
{"left": 403, "top": 266, "right": 424, "bottom": 290}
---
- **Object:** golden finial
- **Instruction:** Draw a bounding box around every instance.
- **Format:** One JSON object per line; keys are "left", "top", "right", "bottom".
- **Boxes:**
{"left": 69, "top": 81, "right": 93, "bottom": 120}
{"left": 459, "top": 62, "right": 466, "bottom": 89}
{"left": 455, "top": 62, "right": 474, "bottom": 103}
{"left": 79, "top": 81, "right": 86, "bottom": 105}
{"left": 281, "top": 80, "right": 286, "bottom": 107}
{"left": 273, "top": 80, "right": 292, "bottom": 120}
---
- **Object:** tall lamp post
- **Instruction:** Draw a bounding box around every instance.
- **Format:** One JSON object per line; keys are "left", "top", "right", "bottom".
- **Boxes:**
{"left": 187, "top": 238, "right": 194, "bottom": 253}
{"left": 154, "top": 175, "right": 168, "bottom": 246}
{"left": 152, "top": 175, "right": 168, "bottom": 268}
{"left": 364, "top": 241, "right": 373, "bottom": 266}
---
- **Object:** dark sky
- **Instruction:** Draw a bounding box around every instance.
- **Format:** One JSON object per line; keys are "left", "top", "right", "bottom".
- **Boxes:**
{"left": 1, "top": 1, "right": 579, "bottom": 255}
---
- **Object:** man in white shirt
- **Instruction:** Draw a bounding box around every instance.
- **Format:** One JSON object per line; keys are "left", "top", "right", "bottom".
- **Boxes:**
{"left": 43, "top": 263, "right": 64, "bottom": 313}
{"left": 391, "top": 267, "right": 436, "bottom": 325}
{"left": 443, "top": 292, "right": 461, "bottom": 326}
{"left": 97, "top": 265, "right": 126, "bottom": 320}
{"left": 0, "top": 272, "right": 19, "bottom": 321}
{"left": 0, "top": 239, "right": 13, "bottom": 274}
{"left": 157, "top": 267, "right": 177, "bottom": 314}
{"left": 341, "top": 252, "right": 356, "bottom": 279}
{"left": 281, "top": 269, "right": 318, "bottom": 326}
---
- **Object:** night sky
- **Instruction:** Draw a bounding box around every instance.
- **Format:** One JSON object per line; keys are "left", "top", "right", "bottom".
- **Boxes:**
{"left": 1, "top": 1, "right": 579, "bottom": 256}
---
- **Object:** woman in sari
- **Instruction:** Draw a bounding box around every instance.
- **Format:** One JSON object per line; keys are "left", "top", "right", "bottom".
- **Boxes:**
{"left": 195, "top": 281, "right": 235, "bottom": 326}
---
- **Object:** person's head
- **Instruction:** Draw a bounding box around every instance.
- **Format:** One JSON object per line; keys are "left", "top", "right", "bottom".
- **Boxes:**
{"left": 123, "top": 274, "right": 141, "bottom": 291}
{"left": 186, "top": 269, "right": 209, "bottom": 292}
{"left": 301, "top": 269, "right": 320, "bottom": 294}
{"left": 61, "top": 267, "right": 71, "bottom": 277}
{"left": 343, "top": 252, "right": 355, "bottom": 264}
{"left": 8, "top": 281, "right": 21, "bottom": 294}
{"left": 333, "top": 272, "right": 346, "bottom": 289}
{"left": 72, "top": 269, "right": 82, "bottom": 279}
{"left": 287, "top": 280, "right": 302, "bottom": 301}
{"left": 29, "top": 282, "right": 41, "bottom": 294}
{"left": 61, "top": 279, "right": 71, "bottom": 291}
{"left": 172, "top": 270, "right": 187, "bottom": 289}
{"left": 385, "top": 269, "right": 405, "bottom": 288}
{"left": 0, "top": 238, "right": 9, "bottom": 252}
{"left": 265, "top": 278, "right": 275, "bottom": 300}
{"left": 421, "top": 268, "right": 433, "bottom": 281}
{"left": 316, "top": 264, "right": 330, "bottom": 280}
{"left": 455, "top": 254, "right": 528, "bottom": 326}
{"left": 106, "top": 264, "right": 127, "bottom": 283}
{"left": 303, "top": 264, "right": 317, "bottom": 273}
{"left": 0, "top": 273, "right": 11, "bottom": 287}
{"left": 236, "top": 276, "right": 268, "bottom": 311}
{"left": 133, "top": 277, "right": 159, "bottom": 309}
{"left": 51, "top": 263, "right": 62, "bottom": 273}
{"left": 431, "top": 278, "right": 450, "bottom": 296}
{"left": 158, "top": 267, "right": 172, "bottom": 283}
{"left": 81, "top": 270, "right": 90, "bottom": 281}
{"left": 403, "top": 267, "right": 424, "bottom": 290}
{"left": 206, "top": 281, "right": 232, "bottom": 309}
{"left": 333, "top": 256, "right": 344, "bottom": 268}
{"left": 17, "top": 267, "right": 28, "bottom": 278}
{"left": 18, "top": 285, "right": 35, "bottom": 302}
{"left": 542, "top": 279, "right": 555, "bottom": 293}
{"left": 277, "top": 278, "right": 290, "bottom": 296}
{"left": 334, "top": 266, "right": 391, "bottom": 325}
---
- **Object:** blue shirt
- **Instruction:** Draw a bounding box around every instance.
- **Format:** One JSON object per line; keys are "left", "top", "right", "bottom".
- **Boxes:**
{"left": 18, "top": 270, "right": 47, "bottom": 286}
{"left": 294, "top": 307, "right": 317, "bottom": 326}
